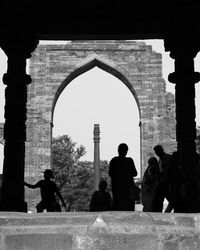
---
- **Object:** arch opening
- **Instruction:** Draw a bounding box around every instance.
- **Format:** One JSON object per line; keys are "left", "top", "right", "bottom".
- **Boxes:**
{"left": 52, "top": 56, "right": 141, "bottom": 121}
{"left": 52, "top": 66, "right": 141, "bottom": 175}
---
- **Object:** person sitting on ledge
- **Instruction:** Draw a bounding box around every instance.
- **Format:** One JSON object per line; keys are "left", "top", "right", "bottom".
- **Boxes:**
{"left": 89, "top": 179, "right": 112, "bottom": 212}
{"left": 24, "top": 169, "right": 66, "bottom": 212}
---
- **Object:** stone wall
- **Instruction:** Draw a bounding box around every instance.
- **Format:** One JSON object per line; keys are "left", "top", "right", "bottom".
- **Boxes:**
{"left": 0, "top": 212, "right": 199, "bottom": 250}
{"left": 23, "top": 40, "right": 176, "bottom": 210}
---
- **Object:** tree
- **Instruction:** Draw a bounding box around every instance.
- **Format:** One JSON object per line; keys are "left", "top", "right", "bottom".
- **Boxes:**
{"left": 62, "top": 160, "right": 94, "bottom": 211}
{"left": 51, "top": 135, "right": 111, "bottom": 211}
{"left": 55, "top": 159, "right": 110, "bottom": 211}
{"left": 52, "top": 135, "right": 86, "bottom": 190}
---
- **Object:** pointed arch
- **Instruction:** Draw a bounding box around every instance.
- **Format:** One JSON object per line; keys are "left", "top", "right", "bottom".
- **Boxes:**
{"left": 51, "top": 54, "right": 141, "bottom": 122}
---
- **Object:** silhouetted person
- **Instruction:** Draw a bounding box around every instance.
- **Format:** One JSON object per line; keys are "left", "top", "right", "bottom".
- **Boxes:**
{"left": 109, "top": 143, "right": 137, "bottom": 211}
{"left": 153, "top": 144, "right": 172, "bottom": 211}
{"left": 141, "top": 157, "right": 162, "bottom": 212}
{"left": 89, "top": 179, "right": 112, "bottom": 211}
{"left": 24, "top": 169, "right": 66, "bottom": 212}
{"left": 153, "top": 145, "right": 172, "bottom": 180}
{"left": 166, "top": 151, "right": 186, "bottom": 212}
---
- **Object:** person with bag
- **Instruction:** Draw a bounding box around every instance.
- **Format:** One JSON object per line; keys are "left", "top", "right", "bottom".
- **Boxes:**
{"left": 109, "top": 143, "right": 138, "bottom": 211}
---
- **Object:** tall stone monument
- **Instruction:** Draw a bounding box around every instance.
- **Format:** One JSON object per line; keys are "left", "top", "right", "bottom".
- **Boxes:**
{"left": 93, "top": 124, "right": 100, "bottom": 190}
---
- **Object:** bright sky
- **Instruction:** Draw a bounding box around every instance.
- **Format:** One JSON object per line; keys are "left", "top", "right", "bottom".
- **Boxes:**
{"left": 1, "top": 40, "right": 200, "bottom": 176}
{"left": 52, "top": 66, "right": 141, "bottom": 170}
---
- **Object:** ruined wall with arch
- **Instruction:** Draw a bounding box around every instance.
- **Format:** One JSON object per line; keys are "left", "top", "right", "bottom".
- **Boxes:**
{"left": 25, "top": 40, "right": 176, "bottom": 209}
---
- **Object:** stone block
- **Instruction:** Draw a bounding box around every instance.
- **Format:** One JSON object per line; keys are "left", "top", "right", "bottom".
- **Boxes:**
{"left": 0, "top": 212, "right": 199, "bottom": 250}
{"left": 5, "top": 234, "right": 73, "bottom": 250}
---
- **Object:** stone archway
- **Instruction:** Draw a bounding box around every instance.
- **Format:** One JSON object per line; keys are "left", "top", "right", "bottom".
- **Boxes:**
{"left": 51, "top": 54, "right": 142, "bottom": 173}
{"left": 25, "top": 40, "right": 176, "bottom": 210}
{"left": 52, "top": 57, "right": 141, "bottom": 177}
{"left": 51, "top": 53, "right": 141, "bottom": 120}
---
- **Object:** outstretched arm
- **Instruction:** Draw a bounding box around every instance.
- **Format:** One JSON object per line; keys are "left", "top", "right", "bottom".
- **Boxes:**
{"left": 24, "top": 181, "right": 40, "bottom": 189}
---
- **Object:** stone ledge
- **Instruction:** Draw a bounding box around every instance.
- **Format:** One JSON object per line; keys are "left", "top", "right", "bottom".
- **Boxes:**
{"left": 0, "top": 212, "right": 200, "bottom": 249}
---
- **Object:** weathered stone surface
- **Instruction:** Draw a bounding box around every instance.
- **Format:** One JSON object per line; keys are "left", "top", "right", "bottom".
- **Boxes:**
{"left": 0, "top": 212, "right": 200, "bottom": 250}
{"left": 5, "top": 234, "right": 73, "bottom": 250}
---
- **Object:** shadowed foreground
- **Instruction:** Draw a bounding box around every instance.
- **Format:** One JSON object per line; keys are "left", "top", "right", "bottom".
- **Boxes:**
{"left": 0, "top": 211, "right": 199, "bottom": 250}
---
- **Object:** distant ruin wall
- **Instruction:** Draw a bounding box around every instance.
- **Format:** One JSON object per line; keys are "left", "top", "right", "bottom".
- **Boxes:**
{"left": 24, "top": 40, "right": 176, "bottom": 210}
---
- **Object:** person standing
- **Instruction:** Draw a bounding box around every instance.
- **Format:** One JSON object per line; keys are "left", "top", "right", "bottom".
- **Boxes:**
{"left": 109, "top": 143, "right": 137, "bottom": 211}
{"left": 141, "top": 157, "right": 161, "bottom": 212}
{"left": 153, "top": 145, "right": 172, "bottom": 180}
{"left": 166, "top": 151, "right": 186, "bottom": 212}
{"left": 153, "top": 145, "right": 172, "bottom": 212}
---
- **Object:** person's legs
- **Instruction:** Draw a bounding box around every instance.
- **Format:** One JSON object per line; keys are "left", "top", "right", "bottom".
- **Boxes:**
{"left": 36, "top": 201, "right": 45, "bottom": 213}
{"left": 46, "top": 202, "right": 61, "bottom": 212}
{"left": 153, "top": 183, "right": 165, "bottom": 212}
{"left": 54, "top": 202, "right": 61, "bottom": 212}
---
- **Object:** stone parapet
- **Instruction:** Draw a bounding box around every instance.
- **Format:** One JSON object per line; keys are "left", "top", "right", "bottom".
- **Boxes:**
{"left": 0, "top": 211, "right": 199, "bottom": 249}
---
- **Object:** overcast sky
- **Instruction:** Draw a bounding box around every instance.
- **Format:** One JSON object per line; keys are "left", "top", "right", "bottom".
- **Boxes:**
{"left": 52, "top": 66, "right": 140, "bottom": 169}
{"left": 0, "top": 40, "right": 200, "bottom": 175}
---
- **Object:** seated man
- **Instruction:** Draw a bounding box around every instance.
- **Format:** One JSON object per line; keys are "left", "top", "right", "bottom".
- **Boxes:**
{"left": 24, "top": 169, "right": 66, "bottom": 212}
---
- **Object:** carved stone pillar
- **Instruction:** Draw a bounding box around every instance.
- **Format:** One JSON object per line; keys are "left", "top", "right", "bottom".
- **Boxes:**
{"left": 165, "top": 36, "right": 200, "bottom": 212}
{"left": 0, "top": 34, "right": 38, "bottom": 211}
{"left": 93, "top": 124, "right": 100, "bottom": 191}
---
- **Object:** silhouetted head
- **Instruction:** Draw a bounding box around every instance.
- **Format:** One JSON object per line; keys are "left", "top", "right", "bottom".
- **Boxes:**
{"left": 153, "top": 145, "right": 164, "bottom": 158}
{"left": 118, "top": 143, "right": 128, "bottom": 157}
{"left": 44, "top": 169, "right": 54, "bottom": 180}
{"left": 99, "top": 179, "right": 107, "bottom": 192}
{"left": 148, "top": 156, "right": 159, "bottom": 167}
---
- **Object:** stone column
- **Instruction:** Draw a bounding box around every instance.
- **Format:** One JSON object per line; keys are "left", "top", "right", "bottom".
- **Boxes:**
{"left": 93, "top": 124, "right": 100, "bottom": 191}
{"left": 0, "top": 34, "right": 38, "bottom": 211}
{"left": 165, "top": 36, "right": 200, "bottom": 212}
